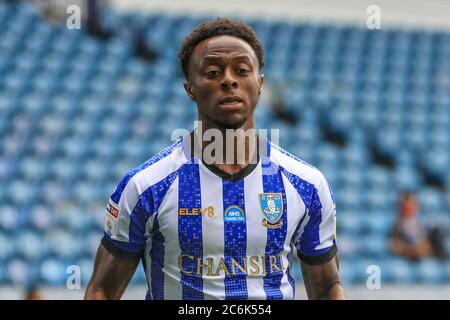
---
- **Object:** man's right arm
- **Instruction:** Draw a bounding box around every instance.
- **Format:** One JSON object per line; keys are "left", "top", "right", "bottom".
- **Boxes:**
{"left": 84, "top": 242, "right": 140, "bottom": 300}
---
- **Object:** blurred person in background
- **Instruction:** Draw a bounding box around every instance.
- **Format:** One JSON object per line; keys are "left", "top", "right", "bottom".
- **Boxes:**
{"left": 24, "top": 284, "right": 45, "bottom": 300}
{"left": 389, "top": 191, "right": 448, "bottom": 261}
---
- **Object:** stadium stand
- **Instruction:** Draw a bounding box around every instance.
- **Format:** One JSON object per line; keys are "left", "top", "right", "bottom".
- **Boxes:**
{"left": 1, "top": 1, "right": 450, "bottom": 288}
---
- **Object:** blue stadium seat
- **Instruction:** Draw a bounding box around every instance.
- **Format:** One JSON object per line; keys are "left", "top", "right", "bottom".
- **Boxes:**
{"left": 337, "top": 211, "right": 365, "bottom": 236}
{"left": 336, "top": 234, "right": 360, "bottom": 259}
{"left": 0, "top": 206, "right": 22, "bottom": 232}
{"left": 39, "top": 258, "right": 68, "bottom": 286}
{"left": 364, "top": 212, "right": 395, "bottom": 236}
{"left": 384, "top": 258, "right": 416, "bottom": 284}
{"left": 0, "top": 233, "right": 14, "bottom": 262}
{"left": 415, "top": 259, "right": 445, "bottom": 284}
{"left": 28, "top": 206, "right": 56, "bottom": 231}
{"left": 363, "top": 234, "right": 389, "bottom": 258}
{"left": 7, "top": 258, "right": 33, "bottom": 285}
{"left": 45, "top": 229, "right": 82, "bottom": 259}
{"left": 337, "top": 259, "right": 358, "bottom": 284}
{"left": 15, "top": 230, "right": 48, "bottom": 260}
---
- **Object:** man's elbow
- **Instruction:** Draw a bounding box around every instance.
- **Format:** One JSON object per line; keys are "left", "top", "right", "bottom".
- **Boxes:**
{"left": 318, "top": 280, "right": 346, "bottom": 300}
{"left": 84, "top": 283, "right": 109, "bottom": 300}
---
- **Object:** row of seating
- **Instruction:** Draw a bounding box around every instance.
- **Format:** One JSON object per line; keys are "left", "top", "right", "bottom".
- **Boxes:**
{"left": 1, "top": 1, "right": 450, "bottom": 285}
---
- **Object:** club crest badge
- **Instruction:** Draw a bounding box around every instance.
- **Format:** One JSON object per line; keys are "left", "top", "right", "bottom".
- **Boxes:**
{"left": 259, "top": 193, "right": 283, "bottom": 228}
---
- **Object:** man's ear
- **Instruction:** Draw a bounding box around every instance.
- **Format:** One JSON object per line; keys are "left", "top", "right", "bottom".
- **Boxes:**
{"left": 184, "top": 81, "right": 197, "bottom": 102}
{"left": 258, "top": 74, "right": 264, "bottom": 95}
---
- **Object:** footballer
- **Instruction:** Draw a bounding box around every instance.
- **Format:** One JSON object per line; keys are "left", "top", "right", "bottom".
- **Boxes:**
{"left": 85, "top": 18, "right": 345, "bottom": 300}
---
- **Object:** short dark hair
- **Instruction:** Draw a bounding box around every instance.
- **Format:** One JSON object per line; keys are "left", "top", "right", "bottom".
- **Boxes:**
{"left": 178, "top": 17, "right": 264, "bottom": 79}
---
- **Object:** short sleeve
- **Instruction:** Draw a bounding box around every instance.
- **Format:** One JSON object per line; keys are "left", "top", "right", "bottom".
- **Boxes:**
{"left": 293, "top": 172, "right": 337, "bottom": 265}
{"left": 102, "top": 174, "right": 151, "bottom": 259}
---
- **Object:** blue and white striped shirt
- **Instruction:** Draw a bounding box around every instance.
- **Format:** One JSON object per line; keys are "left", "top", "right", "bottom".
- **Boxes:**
{"left": 102, "top": 134, "right": 337, "bottom": 300}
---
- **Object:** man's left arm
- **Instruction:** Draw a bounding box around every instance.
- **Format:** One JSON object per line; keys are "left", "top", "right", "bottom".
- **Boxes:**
{"left": 300, "top": 254, "right": 345, "bottom": 300}
{"left": 295, "top": 170, "right": 345, "bottom": 299}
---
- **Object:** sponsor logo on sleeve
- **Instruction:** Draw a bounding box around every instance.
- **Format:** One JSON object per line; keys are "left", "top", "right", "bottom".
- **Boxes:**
{"left": 104, "top": 213, "right": 118, "bottom": 237}
{"left": 106, "top": 199, "right": 119, "bottom": 219}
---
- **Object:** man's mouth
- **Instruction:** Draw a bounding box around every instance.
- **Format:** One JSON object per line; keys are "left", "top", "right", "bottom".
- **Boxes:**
{"left": 219, "top": 96, "right": 244, "bottom": 110}
{"left": 220, "top": 95, "right": 243, "bottom": 104}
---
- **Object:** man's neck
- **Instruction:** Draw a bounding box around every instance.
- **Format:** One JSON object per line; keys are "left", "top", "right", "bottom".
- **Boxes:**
{"left": 194, "top": 116, "right": 259, "bottom": 175}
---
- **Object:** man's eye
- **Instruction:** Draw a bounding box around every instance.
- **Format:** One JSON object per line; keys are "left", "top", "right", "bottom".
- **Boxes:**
{"left": 207, "top": 70, "right": 219, "bottom": 77}
{"left": 238, "top": 68, "right": 249, "bottom": 75}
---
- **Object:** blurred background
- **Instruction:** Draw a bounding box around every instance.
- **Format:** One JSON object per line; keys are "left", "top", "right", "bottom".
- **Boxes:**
{"left": 1, "top": 0, "right": 450, "bottom": 299}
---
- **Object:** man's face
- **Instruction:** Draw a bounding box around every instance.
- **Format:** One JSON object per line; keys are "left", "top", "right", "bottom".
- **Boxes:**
{"left": 184, "top": 35, "right": 264, "bottom": 129}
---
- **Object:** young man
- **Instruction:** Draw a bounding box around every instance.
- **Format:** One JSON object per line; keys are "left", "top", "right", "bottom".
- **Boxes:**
{"left": 85, "top": 18, "right": 345, "bottom": 300}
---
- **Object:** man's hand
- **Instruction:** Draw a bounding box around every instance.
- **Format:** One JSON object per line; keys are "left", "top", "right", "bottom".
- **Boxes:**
{"left": 300, "top": 255, "right": 345, "bottom": 300}
{"left": 84, "top": 243, "right": 140, "bottom": 300}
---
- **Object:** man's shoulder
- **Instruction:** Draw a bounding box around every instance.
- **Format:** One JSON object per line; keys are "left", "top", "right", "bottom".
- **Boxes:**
{"left": 268, "top": 141, "right": 327, "bottom": 187}
{"left": 114, "top": 138, "right": 186, "bottom": 196}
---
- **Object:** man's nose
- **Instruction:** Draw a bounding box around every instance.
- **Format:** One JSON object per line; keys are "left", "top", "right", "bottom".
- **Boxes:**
{"left": 220, "top": 70, "right": 238, "bottom": 90}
